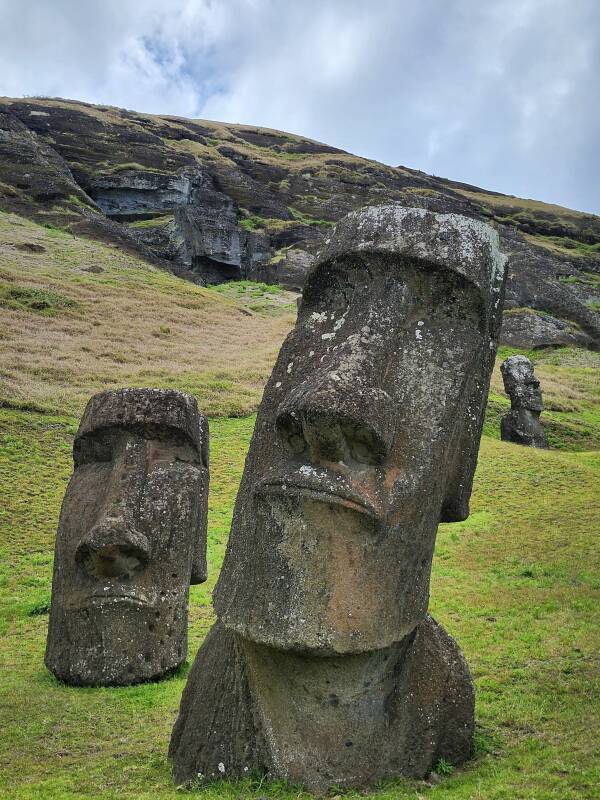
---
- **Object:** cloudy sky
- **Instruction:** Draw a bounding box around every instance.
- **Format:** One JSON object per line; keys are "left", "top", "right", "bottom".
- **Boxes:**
{"left": 1, "top": 0, "right": 598, "bottom": 213}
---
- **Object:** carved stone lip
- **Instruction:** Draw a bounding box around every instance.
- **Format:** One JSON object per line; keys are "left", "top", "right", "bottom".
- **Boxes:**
{"left": 85, "top": 593, "right": 151, "bottom": 608}
{"left": 257, "top": 475, "right": 378, "bottom": 520}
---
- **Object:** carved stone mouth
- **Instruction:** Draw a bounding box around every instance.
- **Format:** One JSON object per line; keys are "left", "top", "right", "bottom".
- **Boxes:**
{"left": 257, "top": 477, "right": 378, "bottom": 521}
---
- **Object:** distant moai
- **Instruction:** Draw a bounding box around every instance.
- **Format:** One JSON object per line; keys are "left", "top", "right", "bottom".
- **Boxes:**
{"left": 169, "top": 205, "right": 508, "bottom": 791}
{"left": 45, "top": 388, "right": 209, "bottom": 686}
{"left": 500, "top": 355, "right": 549, "bottom": 448}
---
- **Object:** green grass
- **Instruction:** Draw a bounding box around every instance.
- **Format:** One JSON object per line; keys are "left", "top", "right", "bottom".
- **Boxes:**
{"left": 238, "top": 211, "right": 294, "bottom": 233}
{"left": 0, "top": 211, "right": 295, "bottom": 418}
{"left": 537, "top": 236, "right": 600, "bottom": 256}
{"left": 559, "top": 272, "right": 600, "bottom": 287}
{"left": 207, "top": 280, "right": 298, "bottom": 316}
{"left": 42, "top": 222, "right": 70, "bottom": 237}
{"left": 288, "top": 206, "right": 334, "bottom": 227}
{"left": 0, "top": 410, "right": 598, "bottom": 799}
{"left": 66, "top": 194, "right": 97, "bottom": 212}
{"left": 238, "top": 208, "right": 333, "bottom": 233}
{"left": 127, "top": 214, "right": 174, "bottom": 229}
{"left": 0, "top": 282, "right": 79, "bottom": 316}
{"left": 239, "top": 215, "right": 262, "bottom": 232}
{"left": 0, "top": 204, "right": 598, "bottom": 799}
{"left": 108, "top": 163, "right": 170, "bottom": 175}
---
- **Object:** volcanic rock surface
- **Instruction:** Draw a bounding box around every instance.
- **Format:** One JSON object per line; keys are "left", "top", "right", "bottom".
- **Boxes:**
{"left": 0, "top": 96, "right": 598, "bottom": 348}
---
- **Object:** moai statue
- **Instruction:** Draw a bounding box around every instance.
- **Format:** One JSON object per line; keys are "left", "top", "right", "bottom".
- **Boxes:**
{"left": 170, "top": 205, "right": 507, "bottom": 791}
{"left": 45, "top": 388, "right": 209, "bottom": 686}
{"left": 500, "top": 355, "right": 548, "bottom": 447}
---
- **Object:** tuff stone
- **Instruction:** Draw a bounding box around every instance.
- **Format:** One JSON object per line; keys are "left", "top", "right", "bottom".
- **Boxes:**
{"left": 170, "top": 205, "right": 508, "bottom": 790}
{"left": 500, "top": 356, "right": 549, "bottom": 448}
{"left": 45, "top": 388, "right": 209, "bottom": 686}
{"left": 170, "top": 616, "right": 474, "bottom": 789}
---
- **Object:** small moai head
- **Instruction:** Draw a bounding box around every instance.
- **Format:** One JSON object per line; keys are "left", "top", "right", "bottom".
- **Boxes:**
{"left": 214, "top": 205, "right": 507, "bottom": 655}
{"left": 45, "top": 388, "right": 209, "bottom": 686}
{"left": 500, "top": 355, "right": 543, "bottom": 412}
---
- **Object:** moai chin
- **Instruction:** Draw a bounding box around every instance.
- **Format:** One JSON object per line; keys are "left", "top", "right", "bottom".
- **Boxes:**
{"left": 45, "top": 388, "right": 209, "bottom": 686}
{"left": 170, "top": 205, "right": 507, "bottom": 791}
{"left": 500, "top": 355, "right": 549, "bottom": 447}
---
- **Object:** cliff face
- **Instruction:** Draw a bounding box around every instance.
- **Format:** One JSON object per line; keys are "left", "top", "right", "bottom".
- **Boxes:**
{"left": 0, "top": 97, "right": 598, "bottom": 349}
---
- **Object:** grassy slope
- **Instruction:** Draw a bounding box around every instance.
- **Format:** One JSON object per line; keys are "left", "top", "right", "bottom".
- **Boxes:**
{"left": 0, "top": 212, "right": 295, "bottom": 417}
{"left": 0, "top": 413, "right": 598, "bottom": 800}
{"left": 0, "top": 210, "right": 598, "bottom": 799}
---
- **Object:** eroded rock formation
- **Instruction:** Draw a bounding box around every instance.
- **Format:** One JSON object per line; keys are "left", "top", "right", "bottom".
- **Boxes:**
{"left": 169, "top": 205, "right": 508, "bottom": 791}
{"left": 45, "top": 388, "right": 209, "bottom": 686}
{"left": 500, "top": 356, "right": 549, "bottom": 448}
{"left": 0, "top": 98, "right": 597, "bottom": 348}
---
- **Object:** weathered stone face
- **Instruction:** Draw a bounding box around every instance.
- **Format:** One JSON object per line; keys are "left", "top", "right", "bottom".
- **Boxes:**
{"left": 171, "top": 205, "right": 507, "bottom": 790}
{"left": 214, "top": 206, "right": 507, "bottom": 655}
{"left": 170, "top": 616, "right": 475, "bottom": 790}
{"left": 501, "top": 354, "right": 543, "bottom": 410}
{"left": 500, "top": 355, "right": 548, "bottom": 448}
{"left": 45, "top": 389, "right": 209, "bottom": 686}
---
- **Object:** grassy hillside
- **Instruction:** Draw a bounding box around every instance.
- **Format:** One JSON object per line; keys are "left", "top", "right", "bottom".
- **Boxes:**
{"left": 0, "top": 212, "right": 295, "bottom": 417}
{"left": 2, "top": 96, "right": 599, "bottom": 352}
{"left": 0, "top": 209, "right": 598, "bottom": 799}
{"left": 0, "top": 413, "right": 598, "bottom": 800}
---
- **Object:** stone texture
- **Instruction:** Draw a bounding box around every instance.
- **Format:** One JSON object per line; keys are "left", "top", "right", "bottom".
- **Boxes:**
{"left": 170, "top": 205, "right": 508, "bottom": 791}
{"left": 254, "top": 247, "right": 315, "bottom": 291}
{"left": 500, "top": 356, "right": 549, "bottom": 448}
{"left": 45, "top": 388, "right": 209, "bottom": 686}
{"left": 500, "top": 308, "right": 594, "bottom": 350}
{"left": 170, "top": 616, "right": 474, "bottom": 788}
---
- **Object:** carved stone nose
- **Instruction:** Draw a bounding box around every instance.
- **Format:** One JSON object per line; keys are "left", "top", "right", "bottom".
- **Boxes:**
{"left": 276, "top": 383, "right": 395, "bottom": 466}
{"left": 76, "top": 522, "right": 150, "bottom": 579}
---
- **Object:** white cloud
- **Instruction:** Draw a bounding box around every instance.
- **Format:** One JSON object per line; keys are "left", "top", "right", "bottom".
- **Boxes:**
{"left": 0, "top": 0, "right": 598, "bottom": 212}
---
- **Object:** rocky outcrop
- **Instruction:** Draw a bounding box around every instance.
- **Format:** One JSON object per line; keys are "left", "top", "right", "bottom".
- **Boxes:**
{"left": 0, "top": 97, "right": 598, "bottom": 345}
{"left": 501, "top": 309, "right": 593, "bottom": 350}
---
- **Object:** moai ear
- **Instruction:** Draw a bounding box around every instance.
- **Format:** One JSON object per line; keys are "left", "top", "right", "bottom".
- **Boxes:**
{"left": 190, "top": 415, "right": 209, "bottom": 585}
{"left": 440, "top": 352, "right": 494, "bottom": 522}
{"left": 439, "top": 230, "right": 508, "bottom": 523}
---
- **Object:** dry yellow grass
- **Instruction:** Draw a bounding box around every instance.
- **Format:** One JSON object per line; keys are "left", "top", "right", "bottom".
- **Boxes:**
{"left": 0, "top": 212, "right": 295, "bottom": 417}
{"left": 1, "top": 209, "right": 597, "bottom": 443}
{"left": 453, "top": 188, "right": 591, "bottom": 221}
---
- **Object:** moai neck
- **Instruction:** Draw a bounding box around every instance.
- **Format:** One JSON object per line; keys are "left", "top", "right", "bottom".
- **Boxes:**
{"left": 240, "top": 634, "right": 411, "bottom": 789}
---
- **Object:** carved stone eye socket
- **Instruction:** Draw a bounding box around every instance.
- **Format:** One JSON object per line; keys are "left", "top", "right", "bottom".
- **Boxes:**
{"left": 80, "top": 544, "right": 147, "bottom": 579}
{"left": 146, "top": 440, "right": 201, "bottom": 469}
{"left": 74, "top": 434, "right": 114, "bottom": 466}
{"left": 301, "top": 267, "right": 357, "bottom": 315}
{"left": 276, "top": 413, "right": 307, "bottom": 455}
{"left": 340, "top": 422, "right": 386, "bottom": 466}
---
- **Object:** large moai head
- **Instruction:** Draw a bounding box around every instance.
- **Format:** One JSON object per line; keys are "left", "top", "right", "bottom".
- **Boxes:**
{"left": 45, "top": 388, "right": 209, "bottom": 686}
{"left": 214, "top": 206, "right": 507, "bottom": 655}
